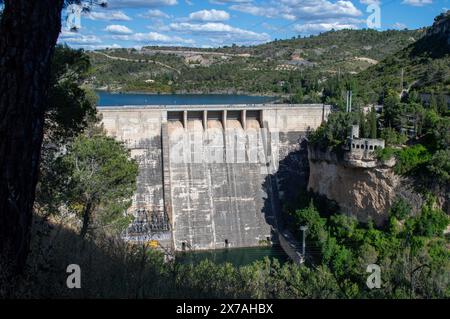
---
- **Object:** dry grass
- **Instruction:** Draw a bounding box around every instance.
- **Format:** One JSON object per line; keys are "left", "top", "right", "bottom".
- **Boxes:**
{"left": 1, "top": 215, "right": 175, "bottom": 298}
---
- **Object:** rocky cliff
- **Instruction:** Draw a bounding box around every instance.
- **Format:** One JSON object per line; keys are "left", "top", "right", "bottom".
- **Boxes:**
{"left": 307, "top": 146, "right": 423, "bottom": 225}
{"left": 428, "top": 10, "right": 450, "bottom": 42}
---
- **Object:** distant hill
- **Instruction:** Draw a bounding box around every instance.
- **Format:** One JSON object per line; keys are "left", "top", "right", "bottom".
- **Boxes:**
{"left": 86, "top": 28, "right": 423, "bottom": 95}
{"left": 357, "top": 11, "right": 450, "bottom": 101}
{"left": 227, "top": 29, "right": 423, "bottom": 72}
{"left": 141, "top": 28, "right": 423, "bottom": 72}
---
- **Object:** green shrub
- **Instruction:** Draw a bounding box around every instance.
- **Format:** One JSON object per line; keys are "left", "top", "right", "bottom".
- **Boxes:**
{"left": 309, "top": 111, "right": 358, "bottom": 149}
{"left": 375, "top": 146, "right": 397, "bottom": 161}
{"left": 394, "top": 144, "right": 431, "bottom": 175}
{"left": 427, "top": 149, "right": 450, "bottom": 184}
{"left": 389, "top": 197, "right": 412, "bottom": 220}
{"left": 293, "top": 200, "right": 327, "bottom": 242}
{"left": 413, "top": 201, "right": 449, "bottom": 237}
{"left": 380, "top": 127, "right": 408, "bottom": 146}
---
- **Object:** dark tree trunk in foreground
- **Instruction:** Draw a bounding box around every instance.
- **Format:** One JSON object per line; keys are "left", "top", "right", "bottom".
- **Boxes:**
{"left": 0, "top": 0, "right": 64, "bottom": 275}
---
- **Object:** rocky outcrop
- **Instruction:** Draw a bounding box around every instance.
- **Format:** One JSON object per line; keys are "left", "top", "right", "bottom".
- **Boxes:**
{"left": 307, "top": 146, "right": 423, "bottom": 226}
{"left": 429, "top": 10, "right": 450, "bottom": 40}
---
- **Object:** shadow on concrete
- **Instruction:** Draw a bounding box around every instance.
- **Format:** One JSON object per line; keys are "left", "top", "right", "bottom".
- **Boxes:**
{"left": 262, "top": 137, "right": 309, "bottom": 233}
{"left": 261, "top": 135, "right": 339, "bottom": 242}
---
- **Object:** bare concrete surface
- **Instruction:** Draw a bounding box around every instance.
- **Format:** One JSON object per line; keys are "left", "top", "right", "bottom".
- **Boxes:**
{"left": 100, "top": 104, "right": 330, "bottom": 252}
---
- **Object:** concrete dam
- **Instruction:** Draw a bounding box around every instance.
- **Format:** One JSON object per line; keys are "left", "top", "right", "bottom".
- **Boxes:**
{"left": 99, "top": 104, "right": 331, "bottom": 251}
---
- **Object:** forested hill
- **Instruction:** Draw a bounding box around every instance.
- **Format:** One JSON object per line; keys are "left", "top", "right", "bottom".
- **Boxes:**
{"left": 222, "top": 28, "right": 423, "bottom": 68}
{"left": 142, "top": 28, "right": 423, "bottom": 69}
{"left": 86, "top": 28, "right": 423, "bottom": 95}
{"left": 357, "top": 11, "right": 450, "bottom": 99}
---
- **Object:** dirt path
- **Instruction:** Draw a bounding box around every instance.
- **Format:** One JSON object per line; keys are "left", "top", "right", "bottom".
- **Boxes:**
{"left": 92, "top": 51, "right": 181, "bottom": 74}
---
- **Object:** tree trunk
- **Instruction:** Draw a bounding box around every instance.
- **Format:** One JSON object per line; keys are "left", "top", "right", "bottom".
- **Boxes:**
{"left": 0, "top": 0, "right": 64, "bottom": 275}
{"left": 80, "top": 201, "right": 93, "bottom": 239}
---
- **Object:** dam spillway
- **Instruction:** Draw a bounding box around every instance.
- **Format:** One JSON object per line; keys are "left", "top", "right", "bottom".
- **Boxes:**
{"left": 99, "top": 104, "right": 331, "bottom": 251}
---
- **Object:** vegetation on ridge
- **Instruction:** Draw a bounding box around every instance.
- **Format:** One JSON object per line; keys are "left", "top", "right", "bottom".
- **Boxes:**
{"left": 85, "top": 28, "right": 423, "bottom": 97}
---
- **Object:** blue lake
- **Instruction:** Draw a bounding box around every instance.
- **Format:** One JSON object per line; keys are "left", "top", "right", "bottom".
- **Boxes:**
{"left": 96, "top": 92, "right": 277, "bottom": 106}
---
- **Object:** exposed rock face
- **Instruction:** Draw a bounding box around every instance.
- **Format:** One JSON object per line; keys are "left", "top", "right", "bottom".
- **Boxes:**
{"left": 429, "top": 10, "right": 450, "bottom": 41}
{"left": 308, "top": 159, "right": 396, "bottom": 225}
{"left": 307, "top": 146, "right": 423, "bottom": 225}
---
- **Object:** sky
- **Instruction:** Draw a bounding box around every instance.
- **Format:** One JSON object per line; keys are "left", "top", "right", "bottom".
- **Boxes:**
{"left": 58, "top": 0, "right": 450, "bottom": 50}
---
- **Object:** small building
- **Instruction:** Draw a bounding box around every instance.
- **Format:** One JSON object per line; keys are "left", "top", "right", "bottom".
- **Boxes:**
{"left": 362, "top": 104, "right": 383, "bottom": 115}
{"left": 349, "top": 138, "right": 385, "bottom": 153}
{"left": 346, "top": 125, "right": 385, "bottom": 160}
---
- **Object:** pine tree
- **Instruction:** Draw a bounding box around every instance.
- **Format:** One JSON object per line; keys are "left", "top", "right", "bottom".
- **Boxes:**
{"left": 437, "top": 93, "right": 447, "bottom": 115}
{"left": 369, "top": 109, "right": 377, "bottom": 139}
{"left": 359, "top": 111, "right": 367, "bottom": 138}
{"left": 429, "top": 93, "right": 438, "bottom": 112}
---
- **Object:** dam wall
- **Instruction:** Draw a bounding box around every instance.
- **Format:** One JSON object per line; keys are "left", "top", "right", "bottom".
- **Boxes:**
{"left": 99, "top": 104, "right": 331, "bottom": 251}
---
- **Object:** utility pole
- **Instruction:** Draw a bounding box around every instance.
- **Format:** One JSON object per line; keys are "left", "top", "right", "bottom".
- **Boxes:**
{"left": 401, "top": 68, "right": 404, "bottom": 92}
{"left": 346, "top": 91, "right": 349, "bottom": 113}
{"left": 346, "top": 91, "right": 353, "bottom": 113}
{"left": 349, "top": 91, "right": 353, "bottom": 113}
{"left": 300, "top": 225, "right": 308, "bottom": 263}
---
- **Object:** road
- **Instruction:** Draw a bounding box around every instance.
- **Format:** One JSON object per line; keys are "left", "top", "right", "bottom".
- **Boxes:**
{"left": 91, "top": 51, "right": 181, "bottom": 74}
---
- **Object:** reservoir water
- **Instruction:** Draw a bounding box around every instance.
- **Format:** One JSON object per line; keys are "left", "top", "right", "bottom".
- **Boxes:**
{"left": 177, "top": 246, "right": 288, "bottom": 267}
{"left": 97, "top": 91, "right": 277, "bottom": 106}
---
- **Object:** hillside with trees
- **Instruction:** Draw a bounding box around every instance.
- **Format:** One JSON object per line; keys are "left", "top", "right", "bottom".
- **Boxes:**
{"left": 305, "top": 14, "right": 449, "bottom": 295}
{"left": 357, "top": 11, "right": 450, "bottom": 103}
{"left": 86, "top": 28, "right": 423, "bottom": 96}
{"left": 310, "top": 11, "right": 449, "bottom": 198}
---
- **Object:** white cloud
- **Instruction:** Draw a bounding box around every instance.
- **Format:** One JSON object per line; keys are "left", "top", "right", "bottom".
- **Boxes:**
{"left": 402, "top": 0, "right": 432, "bottom": 6}
{"left": 146, "top": 21, "right": 171, "bottom": 32}
{"left": 138, "top": 9, "right": 170, "bottom": 19}
{"left": 209, "top": 0, "right": 252, "bottom": 4}
{"left": 359, "top": 0, "right": 381, "bottom": 4}
{"left": 189, "top": 9, "right": 230, "bottom": 21}
{"left": 294, "top": 21, "right": 357, "bottom": 34}
{"left": 229, "top": 0, "right": 364, "bottom": 36}
{"left": 86, "top": 10, "right": 132, "bottom": 21}
{"left": 169, "top": 22, "right": 271, "bottom": 44}
{"left": 59, "top": 29, "right": 79, "bottom": 38}
{"left": 230, "top": 6, "right": 295, "bottom": 20}
{"left": 261, "top": 22, "right": 278, "bottom": 31}
{"left": 111, "top": 32, "right": 195, "bottom": 45}
{"left": 229, "top": 5, "right": 282, "bottom": 19}
{"left": 393, "top": 22, "right": 407, "bottom": 29}
{"left": 105, "top": 24, "right": 134, "bottom": 34}
{"left": 107, "top": 0, "right": 178, "bottom": 8}
{"left": 60, "top": 34, "right": 103, "bottom": 44}
{"left": 283, "top": 0, "right": 361, "bottom": 20}
{"left": 231, "top": 0, "right": 362, "bottom": 21}
{"left": 80, "top": 44, "right": 122, "bottom": 51}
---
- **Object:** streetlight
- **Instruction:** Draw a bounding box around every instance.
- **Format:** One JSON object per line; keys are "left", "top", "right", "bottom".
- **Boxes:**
{"left": 300, "top": 225, "right": 308, "bottom": 261}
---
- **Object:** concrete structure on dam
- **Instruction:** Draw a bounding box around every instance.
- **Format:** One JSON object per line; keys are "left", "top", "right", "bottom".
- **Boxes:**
{"left": 99, "top": 104, "right": 331, "bottom": 252}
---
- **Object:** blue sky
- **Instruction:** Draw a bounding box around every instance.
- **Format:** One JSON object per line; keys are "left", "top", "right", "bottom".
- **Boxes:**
{"left": 58, "top": 0, "right": 450, "bottom": 49}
